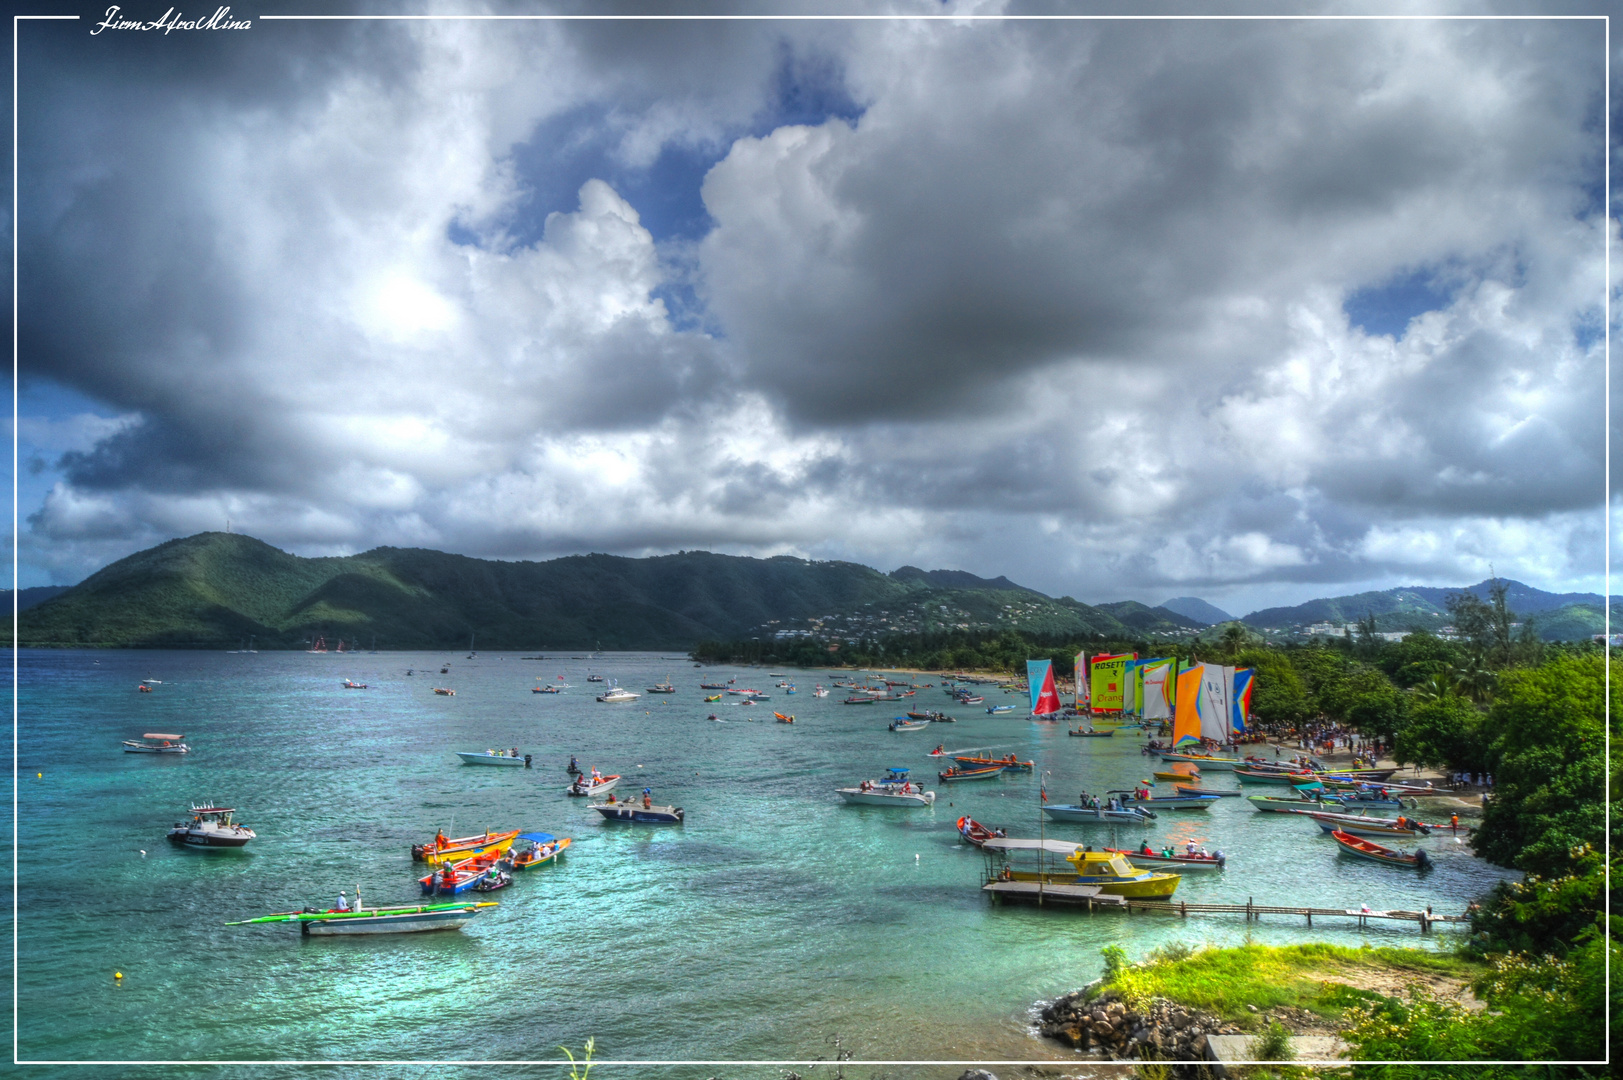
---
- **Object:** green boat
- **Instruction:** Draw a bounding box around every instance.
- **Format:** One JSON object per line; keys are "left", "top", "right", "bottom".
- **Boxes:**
{"left": 227, "top": 898, "right": 496, "bottom": 936}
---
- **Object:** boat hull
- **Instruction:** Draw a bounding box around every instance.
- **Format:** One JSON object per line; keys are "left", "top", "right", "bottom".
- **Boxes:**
{"left": 167, "top": 830, "right": 252, "bottom": 847}
{"left": 413, "top": 830, "right": 520, "bottom": 865}
{"left": 837, "top": 788, "right": 936, "bottom": 807}
{"left": 1005, "top": 869, "right": 1179, "bottom": 898}
{"left": 938, "top": 767, "right": 1004, "bottom": 783}
{"left": 1329, "top": 829, "right": 1429, "bottom": 867}
{"left": 566, "top": 776, "right": 620, "bottom": 797}
{"left": 1159, "top": 753, "right": 1239, "bottom": 770}
{"left": 1040, "top": 805, "right": 1155, "bottom": 823}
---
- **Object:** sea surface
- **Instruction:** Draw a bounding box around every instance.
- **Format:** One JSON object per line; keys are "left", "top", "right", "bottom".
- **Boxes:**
{"left": 16, "top": 649, "right": 1517, "bottom": 1072}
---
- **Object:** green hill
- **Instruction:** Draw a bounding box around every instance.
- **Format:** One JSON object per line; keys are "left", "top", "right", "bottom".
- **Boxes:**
{"left": 14, "top": 532, "right": 1183, "bottom": 650}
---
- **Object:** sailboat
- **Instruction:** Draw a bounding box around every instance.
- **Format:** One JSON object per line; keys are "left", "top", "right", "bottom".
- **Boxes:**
{"left": 1026, "top": 659, "right": 1063, "bottom": 721}
{"left": 307, "top": 636, "right": 328, "bottom": 654}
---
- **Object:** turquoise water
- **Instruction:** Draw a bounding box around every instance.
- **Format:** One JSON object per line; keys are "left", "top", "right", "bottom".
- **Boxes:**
{"left": 17, "top": 650, "right": 1515, "bottom": 1067}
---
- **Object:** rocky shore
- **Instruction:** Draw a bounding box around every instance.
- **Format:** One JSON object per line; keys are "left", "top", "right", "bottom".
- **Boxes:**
{"left": 1035, "top": 987, "right": 1248, "bottom": 1061}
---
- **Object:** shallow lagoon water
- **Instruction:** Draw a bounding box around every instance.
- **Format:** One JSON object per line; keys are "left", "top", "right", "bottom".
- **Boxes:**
{"left": 17, "top": 649, "right": 1515, "bottom": 1067}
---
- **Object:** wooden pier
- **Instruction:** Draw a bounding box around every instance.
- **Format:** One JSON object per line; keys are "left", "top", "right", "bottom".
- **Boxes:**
{"left": 982, "top": 882, "right": 1465, "bottom": 932}
{"left": 1121, "top": 896, "right": 1465, "bottom": 933}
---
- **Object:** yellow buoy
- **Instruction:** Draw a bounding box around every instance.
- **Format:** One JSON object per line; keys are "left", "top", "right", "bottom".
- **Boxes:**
{"left": 114, "top": 972, "right": 122, "bottom": 980}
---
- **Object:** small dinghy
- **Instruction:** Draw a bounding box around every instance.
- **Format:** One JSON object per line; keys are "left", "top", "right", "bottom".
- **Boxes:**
{"left": 956, "top": 815, "right": 1008, "bottom": 846}
{"left": 774, "top": 712, "right": 795, "bottom": 724}
{"left": 888, "top": 718, "right": 933, "bottom": 732}
{"left": 1068, "top": 728, "right": 1116, "bottom": 737}
{"left": 938, "top": 765, "right": 1005, "bottom": 783}
{"left": 1106, "top": 845, "right": 1226, "bottom": 870}
{"left": 124, "top": 733, "right": 188, "bottom": 754}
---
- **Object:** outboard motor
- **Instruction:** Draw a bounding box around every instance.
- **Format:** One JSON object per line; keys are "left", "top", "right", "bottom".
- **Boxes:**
{"left": 524, "top": 754, "right": 532, "bottom": 769}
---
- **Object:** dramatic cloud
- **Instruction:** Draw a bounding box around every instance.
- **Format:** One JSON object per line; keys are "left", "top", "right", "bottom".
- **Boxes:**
{"left": 15, "top": 10, "right": 1609, "bottom": 612}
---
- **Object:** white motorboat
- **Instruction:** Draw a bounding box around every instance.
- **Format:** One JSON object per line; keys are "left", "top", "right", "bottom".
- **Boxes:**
{"left": 567, "top": 773, "right": 621, "bottom": 797}
{"left": 456, "top": 750, "right": 530, "bottom": 767}
{"left": 836, "top": 768, "right": 936, "bottom": 807}
{"left": 596, "top": 684, "right": 640, "bottom": 703}
{"left": 166, "top": 805, "right": 255, "bottom": 847}
{"left": 124, "top": 733, "right": 189, "bottom": 754}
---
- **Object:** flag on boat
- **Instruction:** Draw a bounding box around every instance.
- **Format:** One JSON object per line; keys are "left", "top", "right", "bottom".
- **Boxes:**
{"left": 1040, "top": 779, "right": 1048, "bottom": 802}
{"left": 1026, "top": 659, "right": 1062, "bottom": 717}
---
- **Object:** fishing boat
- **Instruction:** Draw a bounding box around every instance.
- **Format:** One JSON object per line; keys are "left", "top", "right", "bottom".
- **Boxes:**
{"left": 953, "top": 754, "right": 1033, "bottom": 772}
{"left": 533, "top": 685, "right": 563, "bottom": 694}
{"left": 342, "top": 679, "right": 368, "bottom": 689}
{"left": 1173, "top": 784, "right": 1242, "bottom": 798}
{"left": 1309, "top": 811, "right": 1430, "bottom": 837}
{"left": 906, "top": 710, "right": 952, "bottom": 722}
{"left": 567, "top": 773, "right": 621, "bottom": 797}
{"left": 456, "top": 749, "right": 529, "bottom": 767}
{"left": 1106, "top": 845, "right": 1226, "bottom": 871}
{"left": 836, "top": 768, "right": 936, "bottom": 807}
{"left": 986, "top": 704, "right": 1015, "bottom": 714}
{"left": 1329, "top": 829, "right": 1430, "bottom": 868}
{"left": 844, "top": 695, "right": 878, "bottom": 705}
{"left": 813, "top": 686, "right": 829, "bottom": 698}
{"left": 938, "top": 765, "right": 1006, "bottom": 783}
{"left": 645, "top": 676, "right": 677, "bottom": 693}
{"left": 432, "top": 687, "right": 455, "bottom": 696}
{"left": 597, "top": 684, "right": 640, "bottom": 703}
{"left": 586, "top": 674, "right": 604, "bottom": 683}
{"left": 227, "top": 896, "right": 496, "bottom": 936}
{"left": 1040, "top": 803, "right": 1156, "bottom": 824}
{"left": 888, "top": 718, "right": 934, "bottom": 732}
{"left": 123, "top": 733, "right": 189, "bottom": 754}
{"left": 956, "top": 815, "right": 1006, "bottom": 846}
{"left": 166, "top": 805, "right": 256, "bottom": 847}
{"left": 420, "top": 853, "right": 506, "bottom": 894}
{"left": 411, "top": 829, "right": 522, "bottom": 864}
{"left": 1068, "top": 728, "right": 1115, "bottom": 737}
{"left": 591, "top": 795, "right": 685, "bottom": 824}
{"left": 957, "top": 695, "right": 986, "bottom": 705}
{"left": 980, "top": 841, "right": 1181, "bottom": 898}
{"left": 1247, "top": 793, "right": 1338, "bottom": 812}
{"left": 774, "top": 712, "right": 795, "bottom": 724}
{"left": 507, "top": 833, "right": 570, "bottom": 870}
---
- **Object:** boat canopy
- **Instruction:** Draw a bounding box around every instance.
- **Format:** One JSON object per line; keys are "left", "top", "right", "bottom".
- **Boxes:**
{"left": 981, "top": 837, "right": 1085, "bottom": 855}
{"left": 188, "top": 806, "right": 233, "bottom": 814}
{"left": 144, "top": 733, "right": 184, "bottom": 740}
{"left": 516, "top": 832, "right": 556, "bottom": 844}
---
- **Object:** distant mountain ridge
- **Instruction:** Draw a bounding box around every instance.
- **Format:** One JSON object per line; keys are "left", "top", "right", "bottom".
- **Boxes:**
{"left": 3, "top": 586, "right": 70, "bottom": 612}
{"left": 14, "top": 532, "right": 1193, "bottom": 649}
{"left": 1159, "top": 596, "right": 1234, "bottom": 626}
{"left": 1241, "top": 579, "right": 1610, "bottom": 640}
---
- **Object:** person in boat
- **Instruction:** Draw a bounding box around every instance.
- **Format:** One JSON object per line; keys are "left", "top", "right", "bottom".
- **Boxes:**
{"left": 1185, "top": 839, "right": 1198, "bottom": 855}
{"left": 642, "top": 788, "right": 653, "bottom": 809}
{"left": 1140, "top": 840, "right": 1154, "bottom": 856}
{"left": 569, "top": 756, "right": 580, "bottom": 773}
{"left": 337, "top": 891, "right": 350, "bottom": 912}
{"left": 511, "top": 747, "right": 520, "bottom": 757}
{"left": 933, "top": 745, "right": 944, "bottom": 755}
{"left": 606, "top": 792, "right": 617, "bottom": 804}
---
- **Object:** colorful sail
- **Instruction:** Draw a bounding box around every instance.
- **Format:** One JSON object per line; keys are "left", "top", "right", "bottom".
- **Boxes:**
{"left": 1074, "top": 651, "right": 1088, "bottom": 708}
{"left": 1122, "top": 659, "right": 1144, "bottom": 717}
{"left": 1027, "top": 659, "right": 1062, "bottom": 716}
{"left": 1172, "top": 663, "right": 1204, "bottom": 744}
{"left": 1089, "top": 653, "right": 1134, "bottom": 713}
{"left": 1232, "top": 667, "right": 1255, "bottom": 731}
{"left": 1140, "top": 658, "right": 1177, "bottom": 719}
{"left": 1199, "top": 665, "right": 1233, "bottom": 741}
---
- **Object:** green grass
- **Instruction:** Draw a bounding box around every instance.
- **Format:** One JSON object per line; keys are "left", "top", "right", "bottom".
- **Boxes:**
{"left": 1104, "top": 942, "right": 1485, "bottom": 1026}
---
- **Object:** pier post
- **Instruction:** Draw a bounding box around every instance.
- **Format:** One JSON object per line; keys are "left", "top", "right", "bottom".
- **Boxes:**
{"left": 1306, "top": 911, "right": 1311, "bottom": 927}
{"left": 1246, "top": 896, "right": 1253, "bottom": 922}
{"left": 1180, "top": 901, "right": 1187, "bottom": 919}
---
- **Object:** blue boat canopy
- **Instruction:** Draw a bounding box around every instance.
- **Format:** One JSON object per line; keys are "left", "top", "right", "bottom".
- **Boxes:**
{"left": 516, "top": 832, "right": 556, "bottom": 844}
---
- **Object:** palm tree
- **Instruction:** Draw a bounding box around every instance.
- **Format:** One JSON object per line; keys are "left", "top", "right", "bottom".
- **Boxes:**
{"left": 1219, "top": 623, "right": 1249, "bottom": 661}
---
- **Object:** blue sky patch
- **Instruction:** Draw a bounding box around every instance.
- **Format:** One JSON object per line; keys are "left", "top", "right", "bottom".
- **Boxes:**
{"left": 1344, "top": 267, "right": 1456, "bottom": 339}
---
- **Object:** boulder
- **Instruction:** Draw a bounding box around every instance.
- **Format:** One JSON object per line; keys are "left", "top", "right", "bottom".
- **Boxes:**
{"left": 959, "top": 1072, "right": 998, "bottom": 1080}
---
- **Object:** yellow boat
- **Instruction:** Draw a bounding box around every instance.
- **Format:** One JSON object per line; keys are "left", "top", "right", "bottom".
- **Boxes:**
{"left": 1004, "top": 849, "right": 1180, "bottom": 898}
{"left": 411, "top": 829, "right": 521, "bottom": 866}
{"left": 704, "top": 694, "right": 721, "bottom": 702}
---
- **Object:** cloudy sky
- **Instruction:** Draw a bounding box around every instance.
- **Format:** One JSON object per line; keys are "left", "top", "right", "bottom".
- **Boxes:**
{"left": 10, "top": 2, "right": 1612, "bottom": 615}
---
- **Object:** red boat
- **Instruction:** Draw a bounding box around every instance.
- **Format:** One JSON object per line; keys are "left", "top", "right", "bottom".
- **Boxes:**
{"left": 1329, "top": 829, "right": 1430, "bottom": 868}
{"left": 955, "top": 815, "right": 1006, "bottom": 847}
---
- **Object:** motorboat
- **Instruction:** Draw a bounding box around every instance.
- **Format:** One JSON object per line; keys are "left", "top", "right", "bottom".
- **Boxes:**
{"left": 123, "top": 733, "right": 189, "bottom": 754}
{"left": 1039, "top": 802, "right": 1156, "bottom": 824}
{"left": 1110, "top": 788, "right": 1219, "bottom": 811}
{"left": 456, "top": 749, "right": 530, "bottom": 767}
{"left": 956, "top": 815, "right": 1007, "bottom": 846}
{"left": 567, "top": 773, "right": 621, "bottom": 797}
{"left": 836, "top": 767, "right": 936, "bottom": 807}
{"left": 986, "top": 705, "right": 1015, "bottom": 714}
{"left": 432, "top": 687, "right": 455, "bottom": 695}
{"left": 645, "top": 676, "right": 677, "bottom": 694}
{"left": 953, "top": 754, "right": 1032, "bottom": 772}
{"left": 590, "top": 798, "right": 685, "bottom": 824}
{"left": 596, "top": 684, "right": 640, "bottom": 703}
{"left": 420, "top": 852, "right": 507, "bottom": 894}
{"left": 166, "top": 805, "right": 255, "bottom": 848}
{"left": 342, "top": 679, "right": 368, "bottom": 689}
{"left": 938, "top": 765, "right": 1005, "bottom": 783}
{"left": 888, "top": 718, "right": 933, "bottom": 732}
{"left": 1068, "top": 728, "right": 1115, "bottom": 737}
